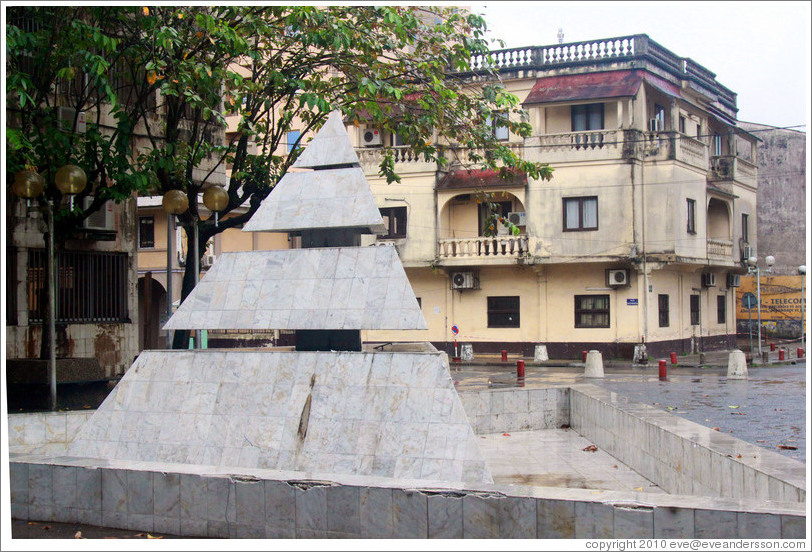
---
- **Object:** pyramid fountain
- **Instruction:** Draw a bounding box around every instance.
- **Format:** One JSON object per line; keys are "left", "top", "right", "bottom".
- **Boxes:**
{"left": 66, "top": 112, "right": 493, "bottom": 484}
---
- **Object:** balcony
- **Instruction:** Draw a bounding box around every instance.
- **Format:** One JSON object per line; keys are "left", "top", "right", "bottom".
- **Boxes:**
{"left": 709, "top": 156, "right": 757, "bottom": 188}
{"left": 357, "top": 146, "right": 437, "bottom": 176}
{"left": 707, "top": 238, "right": 733, "bottom": 262}
{"left": 437, "top": 235, "right": 531, "bottom": 266}
{"left": 526, "top": 130, "right": 623, "bottom": 164}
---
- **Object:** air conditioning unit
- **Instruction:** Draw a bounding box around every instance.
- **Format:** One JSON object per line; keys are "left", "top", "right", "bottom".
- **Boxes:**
{"left": 726, "top": 273, "right": 741, "bottom": 288}
{"left": 702, "top": 273, "right": 717, "bottom": 287}
{"left": 507, "top": 211, "right": 527, "bottom": 226}
{"left": 741, "top": 245, "right": 754, "bottom": 261}
{"left": 607, "top": 269, "right": 629, "bottom": 287}
{"left": 202, "top": 254, "right": 216, "bottom": 268}
{"left": 81, "top": 197, "right": 115, "bottom": 231}
{"left": 362, "top": 128, "right": 382, "bottom": 147}
{"left": 57, "top": 106, "right": 86, "bottom": 133}
{"left": 648, "top": 118, "right": 663, "bottom": 132}
{"left": 451, "top": 271, "right": 477, "bottom": 290}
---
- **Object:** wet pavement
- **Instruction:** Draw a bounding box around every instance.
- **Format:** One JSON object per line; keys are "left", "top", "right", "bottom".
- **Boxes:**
{"left": 452, "top": 360, "right": 807, "bottom": 463}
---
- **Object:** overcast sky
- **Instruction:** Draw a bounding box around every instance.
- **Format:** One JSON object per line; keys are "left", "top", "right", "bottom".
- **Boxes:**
{"left": 471, "top": 1, "right": 810, "bottom": 130}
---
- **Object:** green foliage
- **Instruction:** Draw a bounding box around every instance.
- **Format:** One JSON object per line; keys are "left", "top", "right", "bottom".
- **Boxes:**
{"left": 7, "top": 5, "right": 553, "bottom": 312}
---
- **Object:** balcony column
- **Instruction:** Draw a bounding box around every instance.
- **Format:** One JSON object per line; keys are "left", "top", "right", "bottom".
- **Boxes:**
{"left": 669, "top": 98, "right": 679, "bottom": 132}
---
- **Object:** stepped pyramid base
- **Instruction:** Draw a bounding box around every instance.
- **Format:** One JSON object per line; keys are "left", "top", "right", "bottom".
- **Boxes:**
{"left": 68, "top": 350, "right": 492, "bottom": 485}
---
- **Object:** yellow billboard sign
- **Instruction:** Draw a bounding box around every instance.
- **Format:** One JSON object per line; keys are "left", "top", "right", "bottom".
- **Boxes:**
{"left": 736, "top": 275, "right": 805, "bottom": 335}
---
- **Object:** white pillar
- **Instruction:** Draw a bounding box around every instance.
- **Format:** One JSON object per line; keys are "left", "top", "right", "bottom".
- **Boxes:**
{"left": 460, "top": 343, "right": 474, "bottom": 362}
{"left": 584, "top": 350, "right": 604, "bottom": 378}
{"left": 727, "top": 349, "right": 748, "bottom": 379}
{"left": 534, "top": 344, "right": 549, "bottom": 362}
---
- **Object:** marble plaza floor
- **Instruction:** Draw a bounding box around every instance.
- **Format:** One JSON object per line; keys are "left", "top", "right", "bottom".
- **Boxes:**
{"left": 478, "top": 429, "right": 666, "bottom": 493}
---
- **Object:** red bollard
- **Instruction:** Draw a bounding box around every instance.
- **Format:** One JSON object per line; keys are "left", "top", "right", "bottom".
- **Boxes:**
{"left": 582, "top": 350, "right": 588, "bottom": 362}
{"left": 516, "top": 359, "right": 525, "bottom": 387}
{"left": 798, "top": 348, "right": 804, "bottom": 359}
{"left": 501, "top": 349, "right": 508, "bottom": 362}
{"left": 659, "top": 359, "right": 667, "bottom": 378}
{"left": 779, "top": 348, "right": 785, "bottom": 361}
{"left": 670, "top": 352, "right": 678, "bottom": 365}
{"left": 770, "top": 342, "right": 776, "bottom": 352}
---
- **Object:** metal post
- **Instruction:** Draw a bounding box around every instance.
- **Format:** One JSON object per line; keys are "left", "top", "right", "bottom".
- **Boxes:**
{"left": 756, "top": 267, "right": 762, "bottom": 358}
{"left": 802, "top": 273, "right": 806, "bottom": 353}
{"left": 193, "top": 218, "right": 200, "bottom": 349}
{"left": 46, "top": 201, "right": 57, "bottom": 410}
{"left": 166, "top": 213, "right": 174, "bottom": 349}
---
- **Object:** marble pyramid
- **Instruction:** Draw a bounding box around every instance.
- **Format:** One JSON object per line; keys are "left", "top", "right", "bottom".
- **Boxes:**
{"left": 68, "top": 111, "right": 493, "bottom": 484}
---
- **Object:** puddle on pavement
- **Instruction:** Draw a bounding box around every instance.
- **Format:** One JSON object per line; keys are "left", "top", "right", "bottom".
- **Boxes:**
{"left": 496, "top": 473, "right": 591, "bottom": 488}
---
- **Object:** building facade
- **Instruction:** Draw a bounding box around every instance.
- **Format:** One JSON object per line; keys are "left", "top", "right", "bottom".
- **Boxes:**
{"left": 358, "top": 35, "right": 758, "bottom": 359}
{"left": 135, "top": 34, "right": 760, "bottom": 360}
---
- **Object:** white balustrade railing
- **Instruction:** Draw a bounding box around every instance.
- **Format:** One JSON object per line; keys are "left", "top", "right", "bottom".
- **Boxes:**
{"left": 537, "top": 130, "right": 618, "bottom": 152}
{"left": 438, "top": 235, "right": 529, "bottom": 260}
{"left": 707, "top": 238, "right": 733, "bottom": 258}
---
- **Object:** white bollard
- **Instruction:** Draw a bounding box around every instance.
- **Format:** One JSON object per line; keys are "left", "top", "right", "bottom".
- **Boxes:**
{"left": 460, "top": 343, "right": 474, "bottom": 362}
{"left": 727, "top": 349, "right": 748, "bottom": 379}
{"left": 633, "top": 344, "right": 648, "bottom": 364}
{"left": 534, "top": 344, "right": 549, "bottom": 362}
{"left": 584, "top": 350, "right": 604, "bottom": 378}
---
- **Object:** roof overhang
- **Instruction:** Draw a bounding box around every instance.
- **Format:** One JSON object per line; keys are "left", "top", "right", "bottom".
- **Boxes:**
{"left": 522, "top": 69, "right": 682, "bottom": 105}
{"left": 437, "top": 168, "right": 527, "bottom": 190}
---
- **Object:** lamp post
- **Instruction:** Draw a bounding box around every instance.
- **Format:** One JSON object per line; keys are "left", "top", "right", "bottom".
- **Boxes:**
{"left": 800, "top": 265, "right": 807, "bottom": 354}
{"left": 12, "top": 165, "right": 86, "bottom": 410}
{"left": 747, "top": 254, "right": 775, "bottom": 359}
{"left": 162, "top": 190, "right": 189, "bottom": 348}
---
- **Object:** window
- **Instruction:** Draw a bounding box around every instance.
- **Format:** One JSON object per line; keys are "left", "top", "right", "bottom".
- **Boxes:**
{"left": 717, "top": 295, "right": 726, "bottom": 324}
{"left": 571, "top": 103, "right": 604, "bottom": 131}
{"left": 679, "top": 116, "right": 686, "bottom": 134}
{"left": 487, "top": 296, "right": 520, "bottom": 328}
{"left": 138, "top": 216, "right": 155, "bottom": 248}
{"left": 27, "top": 249, "right": 130, "bottom": 324}
{"left": 378, "top": 206, "right": 407, "bottom": 239}
{"left": 7, "top": 246, "right": 17, "bottom": 325}
{"left": 690, "top": 294, "right": 700, "bottom": 326}
{"left": 563, "top": 196, "right": 598, "bottom": 231}
{"left": 741, "top": 213, "right": 749, "bottom": 243}
{"left": 696, "top": 124, "right": 702, "bottom": 140}
{"left": 686, "top": 199, "right": 696, "bottom": 234}
{"left": 286, "top": 130, "right": 301, "bottom": 153}
{"left": 654, "top": 103, "right": 666, "bottom": 129}
{"left": 712, "top": 133, "right": 723, "bottom": 156}
{"left": 486, "top": 113, "right": 510, "bottom": 141}
{"left": 575, "top": 295, "right": 610, "bottom": 328}
{"left": 658, "top": 294, "right": 670, "bottom": 327}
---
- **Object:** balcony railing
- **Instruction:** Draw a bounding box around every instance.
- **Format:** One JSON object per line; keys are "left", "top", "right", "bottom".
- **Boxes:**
{"left": 536, "top": 130, "right": 620, "bottom": 152}
{"left": 438, "top": 235, "right": 529, "bottom": 261}
{"left": 707, "top": 238, "right": 733, "bottom": 260}
{"left": 708, "top": 156, "right": 757, "bottom": 187}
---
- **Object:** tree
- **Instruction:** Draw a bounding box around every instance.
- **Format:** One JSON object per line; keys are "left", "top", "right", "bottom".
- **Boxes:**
{"left": 7, "top": 6, "right": 553, "bottom": 349}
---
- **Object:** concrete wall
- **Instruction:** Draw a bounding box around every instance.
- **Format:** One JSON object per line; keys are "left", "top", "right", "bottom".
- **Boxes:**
{"left": 7, "top": 411, "right": 94, "bottom": 455}
{"left": 8, "top": 455, "right": 805, "bottom": 538}
{"left": 740, "top": 123, "right": 806, "bottom": 275}
{"left": 457, "top": 387, "right": 569, "bottom": 434}
{"left": 569, "top": 384, "right": 805, "bottom": 503}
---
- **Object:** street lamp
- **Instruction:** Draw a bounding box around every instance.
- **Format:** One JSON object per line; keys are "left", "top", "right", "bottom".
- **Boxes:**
{"left": 747, "top": 254, "right": 774, "bottom": 359}
{"left": 161, "top": 187, "right": 226, "bottom": 349}
{"left": 12, "top": 165, "right": 86, "bottom": 410}
{"left": 800, "top": 265, "right": 807, "bottom": 354}
{"left": 161, "top": 190, "right": 188, "bottom": 348}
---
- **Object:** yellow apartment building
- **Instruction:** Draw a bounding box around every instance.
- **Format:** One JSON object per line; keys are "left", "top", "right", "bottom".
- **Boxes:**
{"left": 137, "top": 34, "right": 758, "bottom": 359}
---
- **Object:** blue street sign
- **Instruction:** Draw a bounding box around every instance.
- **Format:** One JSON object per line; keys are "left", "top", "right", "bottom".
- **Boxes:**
{"left": 742, "top": 292, "right": 757, "bottom": 309}
{"left": 451, "top": 325, "right": 459, "bottom": 335}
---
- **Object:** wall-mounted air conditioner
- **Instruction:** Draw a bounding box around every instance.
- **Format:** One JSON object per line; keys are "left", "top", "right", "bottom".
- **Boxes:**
{"left": 451, "top": 271, "right": 478, "bottom": 290}
{"left": 741, "top": 245, "right": 754, "bottom": 261}
{"left": 726, "top": 274, "right": 741, "bottom": 288}
{"left": 202, "top": 254, "right": 216, "bottom": 268}
{"left": 81, "top": 197, "right": 115, "bottom": 231}
{"left": 702, "top": 273, "right": 717, "bottom": 287}
{"left": 507, "top": 211, "right": 527, "bottom": 226}
{"left": 362, "top": 128, "right": 383, "bottom": 147}
{"left": 607, "top": 269, "right": 629, "bottom": 287}
{"left": 57, "top": 106, "right": 86, "bottom": 133}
